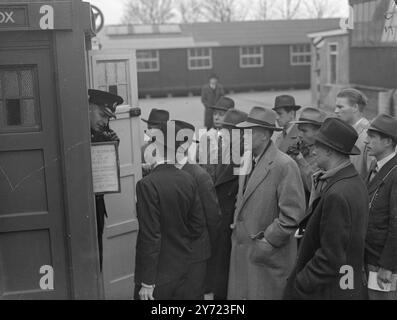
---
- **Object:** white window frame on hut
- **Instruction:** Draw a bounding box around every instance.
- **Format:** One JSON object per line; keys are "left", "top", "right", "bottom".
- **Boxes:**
{"left": 136, "top": 50, "right": 160, "bottom": 72}
{"left": 239, "top": 46, "right": 264, "bottom": 68}
{"left": 328, "top": 42, "right": 339, "bottom": 84}
{"left": 187, "top": 48, "right": 213, "bottom": 70}
{"left": 290, "top": 44, "right": 312, "bottom": 66}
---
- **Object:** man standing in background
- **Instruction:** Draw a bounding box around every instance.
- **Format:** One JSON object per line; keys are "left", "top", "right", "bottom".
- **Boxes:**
{"left": 273, "top": 95, "right": 301, "bottom": 153}
{"left": 201, "top": 74, "right": 224, "bottom": 129}
{"left": 335, "top": 88, "right": 371, "bottom": 179}
{"left": 172, "top": 120, "right": 222, "bottom": 300}
{"left": 365, "top": 114, "right": 397, "bottom": 300}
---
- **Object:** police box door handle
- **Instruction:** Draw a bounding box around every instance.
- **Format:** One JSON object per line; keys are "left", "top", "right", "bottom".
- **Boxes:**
{"left": 130, "top": 107, "right": 141, "bottom": 118}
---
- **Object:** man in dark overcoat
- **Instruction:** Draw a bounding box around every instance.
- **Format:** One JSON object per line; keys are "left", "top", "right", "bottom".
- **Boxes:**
{"left": 284, "top": 118, "right": 369, "bottom": 300}
{"left": 172, "top": 120, "right": 222, "bottom": 300}
{"left": 88, "top": 89, "right": 123, "bottom": 270}
{"left": 364, "top": 114, "right": 397, "bottom": 300}
{"left": 210, "top": 109, "right": 247, "bottom": 300}
{"left": 134, "top": 123, "right": 205, "bottom": 300}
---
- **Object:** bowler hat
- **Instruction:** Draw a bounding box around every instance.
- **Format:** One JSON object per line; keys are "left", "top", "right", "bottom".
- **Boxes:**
{"left": 88, "top": 89, "right": 124, "bottom": 119}
{"left": 211, "top": 97, "right": 235, "bottom": 111}
{"left": 314, "top": 118, "right": 360, "bottom": 155}
{"left": 220, "top": 109, "right": 248, "bottom": 128}
{"left": 368, "top": 113, "right": 397, "bottom": 142}
{"left": 292, "top": 107, "right": 327, "bottom": 126}
{"left": 142, "top": 108, "right": 170, "bottom": 125}
{"left": 273, "top": 95, "right": 301, "bottom": 112}
{"left": 237, "top": 107, "right": 283, "bottom": 131}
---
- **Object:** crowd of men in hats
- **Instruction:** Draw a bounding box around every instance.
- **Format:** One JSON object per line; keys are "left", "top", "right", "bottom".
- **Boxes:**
{"left": 88, "top": 85, "right": 397, "bottom": 300}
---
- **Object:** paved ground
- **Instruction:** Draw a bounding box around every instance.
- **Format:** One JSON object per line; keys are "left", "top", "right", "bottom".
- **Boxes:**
{"left": 138, "top": 89, "right": 312, "bottom": 130}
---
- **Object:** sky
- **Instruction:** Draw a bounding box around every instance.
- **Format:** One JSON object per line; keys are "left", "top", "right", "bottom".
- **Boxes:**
{"left": 87, "top": 0, "right": 350, "bottom": 26}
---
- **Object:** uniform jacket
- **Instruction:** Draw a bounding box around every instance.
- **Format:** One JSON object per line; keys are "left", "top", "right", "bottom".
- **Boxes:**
{"left": 91, "top": 128, "right": 120, "bottom": 268}
{"left": 211, "top": 163, "right": 240, "bottom": 297}
{"left": 201, "top": 84, "right": 224, "bottom": 109}
{"left": 181, "top": 163, "right": 221, "bottom": 263}
{"left": 135, "top": 164, "right": 205, "bottom": 286}
{"left": 275, "top": 124, "right": 300, "bottom": 154}
{"left": 284, "top": 164, "right": 369, "bottom": 300}
{"left": 365, "top": 155, "right": 397, "bottom": 271}
{"left": 227, "top": 142, "right": 306, "bottom": 300}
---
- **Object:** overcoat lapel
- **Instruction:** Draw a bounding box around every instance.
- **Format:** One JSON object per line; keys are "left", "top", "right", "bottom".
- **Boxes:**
{"left": 367, "top": 155, "right": 397, "bottom": 194}
{"left": 304, "top": 165, "right": 358, "bottom": 220}
{"left": 236, "top": 143, "right": 277, "bottom": 217}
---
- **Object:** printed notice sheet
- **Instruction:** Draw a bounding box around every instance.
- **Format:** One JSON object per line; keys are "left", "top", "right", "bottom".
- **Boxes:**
{"left": 91, "top": 142, "right": 121, "bottom": 194}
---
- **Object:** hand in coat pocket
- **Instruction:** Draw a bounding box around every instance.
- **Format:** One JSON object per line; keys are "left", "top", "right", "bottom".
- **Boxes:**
{"left": 249, "top": 236, "right": 278, "bottom": 267}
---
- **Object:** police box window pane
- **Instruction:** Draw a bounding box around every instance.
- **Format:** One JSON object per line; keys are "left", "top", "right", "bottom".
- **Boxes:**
{"left": 116, "top": 62, "right": 127, "bottom": 83}
{"left": 6, "top": 99, "right": 22, "bottom": 126}
{"left": 330, "top": 55, "right": 337, "bottom": 84}
{"left": 108, "top": 85, "right": 118, "bottom": 96}
{"left": 21, "top": 99, "right": 36, "bottom": 125}
{"left": 21, "top": 70, "right": 34, "bottom": 97}
{"left": 1, "top": 67, "right": 40, "bottom": 131}
{"left": 117, "top": 84, "right": 128, "bottom": 104}
{"left": 4, "top": 71, "right": 19, "bottom": 97}
{"left": 97, "top": 62, "right": 106, "bottom": 86}
{"left": 107, "top": 63, "right": 117, "bottom": 84}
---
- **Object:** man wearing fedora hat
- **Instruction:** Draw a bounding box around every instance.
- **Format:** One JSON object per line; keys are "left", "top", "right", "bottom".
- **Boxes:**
{"left": 141, "top": 108, "right": 170, "bottom": 164}
{"left": 227, "top": 107, "right": 306, "bottom": 300}
{"left": 290, "top": 107, "right": 328, "bottom": 193}
{"left": 88, "top": 89, "right": 123, "bottom": 270}
{"left": 201, "top": 74, "right": 225, "bottom": 129}
{"left": 290, "top": 107, "right": 327, "bottom": 243}
{"left": 284, "top": 118, "right": 369, "bottom": 300}
{"left": 171, "top": 120, "right": 222, "bottom": 300}
{"left": 195, "top": 97, "right": 235, "bottom": 179}
{"left": 273, "top": 95, "right": 301, "bottom": 154}
{"left": 210, "top": 109, "right": 248, "bottom": 300}
{"left": 134, "top": 121, "right": 205, "bottom": 300}
{"left": 364, "top": 114, "right": 397, "bottom": 300}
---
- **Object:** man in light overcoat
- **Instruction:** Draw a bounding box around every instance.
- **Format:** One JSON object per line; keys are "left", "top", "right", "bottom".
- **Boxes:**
{"left": 227, "top": 107, "right": 306, "bottom": 300}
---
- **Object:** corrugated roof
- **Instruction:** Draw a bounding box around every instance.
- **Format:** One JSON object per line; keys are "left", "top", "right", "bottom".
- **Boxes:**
{"left": 99, "top": 19, "right": 341, "bottom": 49}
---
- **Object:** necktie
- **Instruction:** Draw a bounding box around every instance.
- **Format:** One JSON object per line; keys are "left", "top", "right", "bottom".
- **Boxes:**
{"left": 368, "top": 160, "right": 378, "bottom": 183}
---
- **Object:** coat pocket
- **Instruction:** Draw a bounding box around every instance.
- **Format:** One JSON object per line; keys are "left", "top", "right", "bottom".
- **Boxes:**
{"left": 249, "top": 238, "right": 279, "bottom": 267}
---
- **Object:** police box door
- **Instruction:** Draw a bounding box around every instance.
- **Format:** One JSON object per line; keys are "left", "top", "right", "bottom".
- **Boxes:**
{"left": 0, "top": 36, "right": 69, "bottom": 299}
{"left": 89, "top": 50, "right": 142, "bottom": 299}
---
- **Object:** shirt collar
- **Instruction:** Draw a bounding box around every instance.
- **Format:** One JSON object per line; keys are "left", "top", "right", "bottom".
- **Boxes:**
{"left": 285, "top": 123, "right": 295, "bottom": 135}
{"left": 377, "top": 152, "right": 396, "bottom": 171}
{"left": 353, "top": 117, "right": 367, "bottom": 130}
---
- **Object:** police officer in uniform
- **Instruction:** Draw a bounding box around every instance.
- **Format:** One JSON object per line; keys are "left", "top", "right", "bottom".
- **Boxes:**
{"left": 88, "top": 89, "right": 124, "bottom": 270}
